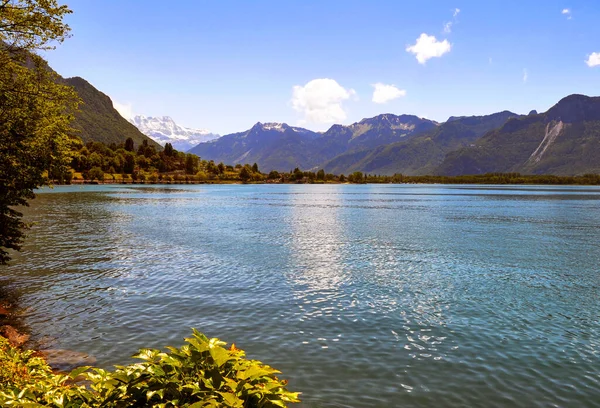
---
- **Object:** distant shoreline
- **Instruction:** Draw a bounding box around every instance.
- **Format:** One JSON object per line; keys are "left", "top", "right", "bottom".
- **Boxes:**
{"left": 62, "top": 176, "right": 600, "bottom": 186}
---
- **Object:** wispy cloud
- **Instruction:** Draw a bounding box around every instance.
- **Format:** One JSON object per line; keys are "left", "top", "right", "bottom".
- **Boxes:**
{"left": 522, "top": 68, "right": 528, "bottom": 83}
{"left": 406, "top": 33, "right": 452, "bottom": 64}
{"left": 371, "top": 83, "right": 407, "bottom": 104}
{"left": 113, "top": 101, "right": 134, "bottom": 120}
{"left": 291, "top": 78, "right": 356, "bottom": 125}
{"left": 586, "top": 52, "right": 600, "bottom": 67}
{"left": 443, "top": 8, "right": 461, "bottom": 33}
{"left": 562, "top": 8, "right": 572, "bottom": 19}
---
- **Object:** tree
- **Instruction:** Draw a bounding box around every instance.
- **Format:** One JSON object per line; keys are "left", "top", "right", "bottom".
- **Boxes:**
{"left": 185, "top": 154, "right": 199, "bottom": 174}
{"left": 87, "top": 167, "right": 104, "bottom": 182}
{"left": 316, "top": 169, "right": 325, "bottom": 180}
{"left": 239, "top": 167, "right": 251, "bottom": 182}
{"left": 124, "top": 137, "right": 134, "bottom": 152}
{"left": 123, "top": 153, "right": 135, "bottom": 174}
{"left": 164, "top": 142, "right": 174, "bottom": 156}
{"left": 252, "top": 163, "right": 259, "bottom": 173}
{"left": 0, "top": 0, "right": 76, "bottom": 264}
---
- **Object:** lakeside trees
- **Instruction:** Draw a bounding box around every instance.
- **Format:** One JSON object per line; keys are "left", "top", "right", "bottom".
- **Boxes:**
{"left": 0, "top": 0, "right": 77, "bottom": 264}
{"left": 66, "top": 140, "right": 600, "bottom": 186}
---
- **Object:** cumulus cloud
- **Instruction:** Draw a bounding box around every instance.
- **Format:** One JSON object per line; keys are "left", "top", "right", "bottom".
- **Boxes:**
{"left": 406, "top": 33, "right": 452, "bottom": 64}
{"left": 453, "top": 8, "right": 460, "bottom": 17}
{"left": 371, "top": 83, "right": 407, "bottom": 104}
{"left": 113, "top": 101, "right": 134, "bottom": 120}
{"left": 291, "top": 78, "right": 356, "bottom": 124}
{"left": 523, "top": 68, "right": 528, "bottom": 83}
{"left": 586, "top": 52, "right": 600, "bottom": 67}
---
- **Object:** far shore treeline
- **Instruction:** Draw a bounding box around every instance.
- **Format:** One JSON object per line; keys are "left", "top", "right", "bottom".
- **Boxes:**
{"left": 66, "top": 138, "right": 600, "bottom": 186}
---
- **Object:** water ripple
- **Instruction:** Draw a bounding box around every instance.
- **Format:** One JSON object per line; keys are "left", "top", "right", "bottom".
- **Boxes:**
{"left": 4, "top": 184, "right": 600, "bottom": 408}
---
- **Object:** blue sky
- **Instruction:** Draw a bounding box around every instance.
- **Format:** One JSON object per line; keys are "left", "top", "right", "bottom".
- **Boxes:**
{"left": 45, "top": 0, "right": 600, "bottom": 134}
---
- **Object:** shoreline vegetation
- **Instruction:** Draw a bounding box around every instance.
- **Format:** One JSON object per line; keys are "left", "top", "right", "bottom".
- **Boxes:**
{"left": 0, "top": 327, "right": 300, "bottom": 407}
{"left": 60, "top": 140, "right": 600, "bottom": 187}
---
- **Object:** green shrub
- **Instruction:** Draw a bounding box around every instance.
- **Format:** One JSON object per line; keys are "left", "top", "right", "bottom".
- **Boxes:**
{"left": 0, "top": 329, "right": 300, "bottom": 407}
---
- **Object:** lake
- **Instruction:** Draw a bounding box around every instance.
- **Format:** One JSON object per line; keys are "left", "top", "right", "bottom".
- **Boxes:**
{"left": 5, "top": 184, "right": 600, "bottom": 407}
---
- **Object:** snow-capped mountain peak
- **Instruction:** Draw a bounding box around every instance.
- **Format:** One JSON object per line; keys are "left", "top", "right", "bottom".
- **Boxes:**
{"left": 130, "top": 115, "right": 219, "bottom": 152}
{"left": 262, "top": 122, "right": 286, "bottom": 131}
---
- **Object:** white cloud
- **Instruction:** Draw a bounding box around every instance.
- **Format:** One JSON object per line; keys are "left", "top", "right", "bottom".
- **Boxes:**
{"left": 586, "top": 52, "right": 600, "bottom": 67}
{"left": 523, "top": 68, "right": 528, "bottom": 83}
{"left": 113, "top": 101, "right": 134, "bottom": 120}
{"left": 406, "top": 33, "right": 452, "bottom": 64}
{"left": 453, "top": 8, "right": 460, "bottom": 17}
{"left": 562, "top": 8, "right": 572, "bottom": 19}
{"left": 291, "top": 78, "right": 356, "bottom": 124}
{"left": 371, "top": 83, "right": 407, "bottom": 104}
{"left": 562, "top": 8, "right": 570, "bottom": 14}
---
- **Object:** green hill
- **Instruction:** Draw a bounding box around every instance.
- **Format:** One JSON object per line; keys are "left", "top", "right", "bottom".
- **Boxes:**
{"left": 65, "top": 77, "right": 160, "bottom": 149}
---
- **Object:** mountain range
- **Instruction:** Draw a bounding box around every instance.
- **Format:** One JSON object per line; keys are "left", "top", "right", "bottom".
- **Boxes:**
{"left": 19, "top": 52, "right": 600, "bottom": 176}
{"left": 51, "top": 53, "right": 600, "bottom": 176}
{"left": 130, "top": 115, "right": 219, "bottom": 152}
{"left": 187, "top": 95, "right": 600, "bottom": 176}
{"left": 189, "top": 114, "right": 438, "bottom": 172}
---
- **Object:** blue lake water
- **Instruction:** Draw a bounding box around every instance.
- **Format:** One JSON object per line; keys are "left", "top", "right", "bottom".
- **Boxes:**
{"left": 4, "top": 184, "right": 600, "bottom": 407}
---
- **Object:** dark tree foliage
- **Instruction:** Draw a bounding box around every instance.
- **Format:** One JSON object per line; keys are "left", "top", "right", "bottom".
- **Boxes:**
{"left": 124, "top": 137, "right": 134, "bottom": 152}
{"left": 0, "top": 0, "right": 77, "bottom": 264}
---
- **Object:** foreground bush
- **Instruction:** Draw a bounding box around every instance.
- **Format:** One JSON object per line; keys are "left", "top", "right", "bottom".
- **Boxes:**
{"left": 0, "top": 329, "right": 300, "bottom": 407}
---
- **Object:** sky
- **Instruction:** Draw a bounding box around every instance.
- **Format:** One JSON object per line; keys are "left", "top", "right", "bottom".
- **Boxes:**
{"left": 43, "top": 0, "right": 600, "bottom": 135}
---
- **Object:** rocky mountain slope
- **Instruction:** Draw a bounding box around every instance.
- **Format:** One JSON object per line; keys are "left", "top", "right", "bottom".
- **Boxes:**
{"left": 437, "top": 95, "right": 600, "bottom": 176}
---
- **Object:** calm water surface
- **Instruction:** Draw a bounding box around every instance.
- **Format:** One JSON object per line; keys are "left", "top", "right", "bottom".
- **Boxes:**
{"left": 5, "top": 184, "right": 600, "bottom": 407}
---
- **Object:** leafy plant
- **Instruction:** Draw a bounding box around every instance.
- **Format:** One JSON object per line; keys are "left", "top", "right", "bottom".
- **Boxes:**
{"left": 0, "top": 329, "right": 300, "bottom": 407}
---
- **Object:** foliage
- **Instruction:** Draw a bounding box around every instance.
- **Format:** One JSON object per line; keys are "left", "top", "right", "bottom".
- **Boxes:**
{"left": 0, "top": 329, "right": 300, "bottom": 407}
{"left": 0, "top": 0, "right": 78, "bottom": 264}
